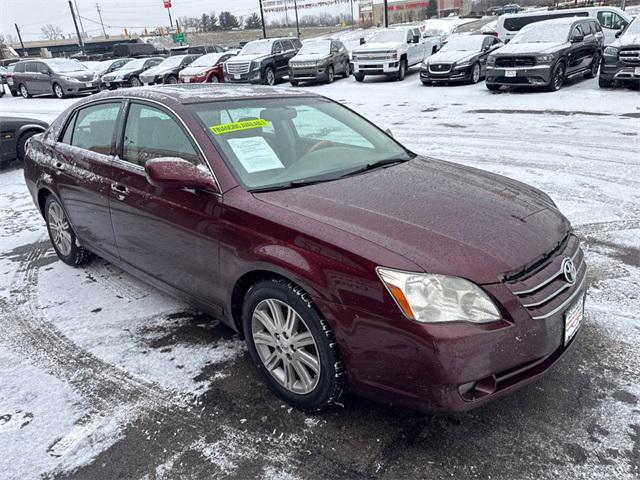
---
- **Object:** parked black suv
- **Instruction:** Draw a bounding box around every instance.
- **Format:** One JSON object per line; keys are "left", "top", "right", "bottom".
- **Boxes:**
{"left": 599, "top": 15, "right": 640, "bottom": 88}
{"left": 101, "top": 57, "right": 164, "bottom": 89}
{"left": 224, "top": 37, "right": 301, "bottom": 85}
{"left": 139, "top": 54, "right": 199, "bottom": 85}
{"left": 486, "top": 17, "right": 603, "bottom": 91}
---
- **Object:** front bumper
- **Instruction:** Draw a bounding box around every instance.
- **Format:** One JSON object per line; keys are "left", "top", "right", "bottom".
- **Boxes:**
{"left": 224, "top": 69, "right": 263, "bottom": 84}
{"left": 486, "top": 65, "right": 552, "bottom": 87}
{"left": 420, "top": 65, "right": 472, "bottom": 83}
{"left": 352, "top": 60, "right": 400, "bottom": 76}
{"left": 61, "top": 79, "right": 100, "bottom": 94}
{"left": 289, "top": 66, "right": 329, "bottom": 82}
{"left": 600, "top": 58, "right": 640, "bottom": 83}
{"left": 101, "top": 79, "right": 130, "bottom": 89}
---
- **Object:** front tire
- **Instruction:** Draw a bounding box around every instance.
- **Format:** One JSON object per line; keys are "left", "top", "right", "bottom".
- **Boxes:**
{"left": 165, "top": 75, "right": 178, "bottom": 84}
{"left": 129, "top": 76, "right": 141, "bottom": 87}
{"left": 354, "top": 73, "right": 365, "bottom": 82}
{"left": 242, "top": 279, "right": 345, "bottom": 411}
{"left": 264, "top": 67, "right": 276, "bottom": 86}
{"left": 44, "top": 196, "right": 93, "bottom": 267}
{"left": 290, "top": 80, "right": 299, "bottom": 86}
{"left": 397, "top": 58, "right": 407, "bottom": 81}
{"left": 546, "top": 62, "right": 565, "bottom": 92}
{"left": 326, "top": 65, "right": 334, "bottom": 84}
{"left": 342, "top": 63, "right": 350, "bottom": 78}
{"left": 470, "top": 62, "right": 481, "bottom": 84}
{"left": 53, "top": 82, "right": 66, "bottom": 99}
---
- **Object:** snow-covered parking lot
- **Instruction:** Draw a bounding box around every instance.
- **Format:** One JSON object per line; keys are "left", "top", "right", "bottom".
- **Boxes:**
{"left": 1, "top": 74, "right": 639, "bottom": 479}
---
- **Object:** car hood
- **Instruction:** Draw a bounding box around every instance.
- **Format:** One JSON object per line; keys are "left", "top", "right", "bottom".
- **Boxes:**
{"left": 354, "top": 42, "right": 403, "bottom": 52}
{"left": 497, "top": 42, "right": 566, "bottom": 55}
{"left": 429, "top": 50, "right": 477, "bottom": 64}
{"left": 254, "top": 158, "right": 569, "bottom": 284}
{"left": 228, "top": 54, "right": 269, "bottom": 63}
{"left": 180, "top": 65, "right": 214, "bottom": 76}
{"left": 616, "top": 33, "right": 640, "bottom": 48}
{"left": 291, "top": 53, "right": 330, "bottom": 62}
{"left": 141, "top": 66, "right": 175, "bottom": 77}
{"left": 60, "top": 70, "right": 95, "bottom": 81}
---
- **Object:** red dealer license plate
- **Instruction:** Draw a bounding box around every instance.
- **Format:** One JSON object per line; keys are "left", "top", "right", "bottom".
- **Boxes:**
{"left": 564, "top": 295, "right": 584, "bottom": 345}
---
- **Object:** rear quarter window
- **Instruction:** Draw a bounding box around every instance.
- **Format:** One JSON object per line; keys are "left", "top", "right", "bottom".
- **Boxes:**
{"left": 14, "top": 62, "right": 26, "bottom": 73}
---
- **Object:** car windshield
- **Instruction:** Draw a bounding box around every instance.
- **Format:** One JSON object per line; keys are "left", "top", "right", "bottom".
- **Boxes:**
{"left": 441, "top": 35, "right": 485, "bottom": 51}
{"left": 158, "top": 56, "right": 185, "bottom": 68}
{"left": 120, "top": 58, "right": 145, "bottom": 70}
{"left": 47, "top": 59, "right": 87, "bottom": 73}
{"left": 190, "top": 97, "right": 413, "bottom": 191}
{"left": 241, "top": 41, "right": 272, "bottom": 55}
{"left": 368, "top": 30, "right": 405, "bottom": 43}
{"left": 511, "top": 22, "right": 570, "bottom": 43}
{"left": 191, "top": 53, "right": 224, "bottom": 67}
{"left": 625, "top": 17, "right": 640, "bottom": 35}
{"left": 299, "top": 41, "right": 331, "bottom": 55}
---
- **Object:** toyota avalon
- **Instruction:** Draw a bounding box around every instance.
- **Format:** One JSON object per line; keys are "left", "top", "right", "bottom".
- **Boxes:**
{"left": 23, "top": 85, "right": 586, "bottom": 413}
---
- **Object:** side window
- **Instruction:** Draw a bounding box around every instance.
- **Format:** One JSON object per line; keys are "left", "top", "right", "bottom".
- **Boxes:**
{"left": 572, "top": 25, "right": 584, "bottom": 39}
{"left": 406, "top": 30, "right": 412, "bottom": 43}
{"left": 26, "top": 62, "right": 37, "bottom": 73}
{"left": 598, "top": 11, "right": 625, "bottom": 30}
{"left": 292, "top": 106, "right": 373, "bottom": 149}
{"left": 71, "top": 102, "right": 121, "bottom": 154}
{"left": 37, "top": 63, "right": 49, "bottom": 74}
{"left": 123, "top": 103, "right": 199, "bottom": 167}
{"left": 14, "top": 62, "right": 25, "bottom": 73}
{"left": 273, "top": 41, "right": 282, "bottom": 54}
{"left": 594, "top": 21, "right": 602, "bottom": 33}
{"left": 61, "top": 112, "right": 77, "bottom": 144}
{"left": 338, "top": 41, "right": 346, "bottom": 53}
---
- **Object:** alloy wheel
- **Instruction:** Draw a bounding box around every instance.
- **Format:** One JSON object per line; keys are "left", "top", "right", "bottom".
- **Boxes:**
{"left": 167, "top": 76, "right": 178, "bottom": 84}
{"left": 251, "top": 298, "right": 320, "bottom": 395}
{"left": 553, "top": 65, "right": 565, "bottom": 90}
{"left": 327, "top": 65, "right": 334, "bottom": 83}
{"left": 130, "top": 76, "right": 141, "bottom": 87}
{"left": 20, "top": 84, "right": 28, "bottom": 98}
{"left": 472, "top": 63, "right": 481, "bottom": 84}
{"left": 591, "top": 55, "right": 600, "bottom": 77}
{"left": 48, "top": 202, "right": 72, "bottom": 257}
{"left": 54, "top": 84, "right": 64, "bottom": 98}
{"left": 266, "top": 69, "right": 275, "bottom": 86}
{"left": 211, "top": 76, "right": 219, "bottom": 83}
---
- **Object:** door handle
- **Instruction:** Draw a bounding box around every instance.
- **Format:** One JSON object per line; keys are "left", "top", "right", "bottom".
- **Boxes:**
{"left": 111, "top": 183, "right": 129, "bottom": 199}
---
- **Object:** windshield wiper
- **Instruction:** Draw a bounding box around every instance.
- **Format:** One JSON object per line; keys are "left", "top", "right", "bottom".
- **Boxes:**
{"left": 338, "top": 157, "right": 410, "bottom": 179}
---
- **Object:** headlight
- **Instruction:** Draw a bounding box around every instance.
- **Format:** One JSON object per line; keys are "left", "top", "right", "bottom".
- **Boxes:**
{"left": 250, "top": 61, "right": 260, "bottom": 71}
{"left": 455, "top": 61, "right": 471, "bottom": 69}
{"left": 352, "top": 54, "right": 358, "bottom": 61}
{"left": 487, "top": 55, "right": 496, "bottom": 67}
{"left": 604, "top": 46, "right": 619, "bottom": 57}
{"left": 61, "top": 75, "right": 77, "bottom": 82}
{"left": 390, "top": 51, "right": 398, "bottom": 60}
{"left": 535, "top": 54, "right": 554, "bottom": 64}
{"left": 376, "top": 267, "right": 501, "bottom": 324}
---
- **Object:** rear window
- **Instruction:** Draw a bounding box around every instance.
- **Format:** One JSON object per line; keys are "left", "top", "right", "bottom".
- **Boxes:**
{"left": 14, "top": 62, "right": 26, "bottom": 73}
{"left": 70, "top": 102, "right": 121, "bottom": 154}
{"left": 503, "top": 12, "right": 588, "bottom": 32}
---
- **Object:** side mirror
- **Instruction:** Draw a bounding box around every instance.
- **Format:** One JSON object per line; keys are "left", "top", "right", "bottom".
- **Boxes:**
{"left": 360, "top": 37, "right": 366, "bottom": 45}
{"left": 571, "top": 34, "right": 584, "bottom": 43}
{"left": 615, "top": 29, "right": 623, "bottom": 38}
{"left": 385, "top": 128, "right": 393, "bottom": 138}
{"left": 412, "top": 35, "right": 420, "bottom": 43}
{"left": 145, "top": 158, "right": 218, "bottom": 191}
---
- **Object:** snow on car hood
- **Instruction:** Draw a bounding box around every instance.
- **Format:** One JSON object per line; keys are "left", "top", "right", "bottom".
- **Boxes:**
{"left": 353, "top": 42, "right": 403, "bottom": 52}
{"left": 497, "top": 42, "right": 567, "bottom": 55}
{"left": 180, "top": 65, "right": 213, "bottom": 76}
{"left": 291, "top": 53, "right": 330, "bottom": 62}
{"left": 255, "top": 157, "right": 569, "bottom": 284}
{"left": 227, "top": 54, "right": 269, "bottom": 63}
{"left": 429, "top": 50, "right": 476, "bottom": 64}
{"left": 141, "top": 66, "right": 174, "bottom": 77}
{"left": 615, "top": 34, "right": 640, "bottom": 48}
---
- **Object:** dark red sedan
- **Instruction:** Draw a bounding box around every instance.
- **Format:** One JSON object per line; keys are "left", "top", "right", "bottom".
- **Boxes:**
{"left": 23, "top": 85, "right": 586, "bottom": 413}
{"left": 178, "top": 51, "right": 238, "bottom": 84}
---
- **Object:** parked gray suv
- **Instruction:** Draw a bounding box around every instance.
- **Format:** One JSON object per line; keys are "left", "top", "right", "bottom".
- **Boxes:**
{"left": 13, "top": 58, "right": 100, "bottom": 99}
{"left": 486, "top": 17, "right": 604, "bottom": 91}
{"left": 289, "top": 38, "right": 350, "bottom": 85}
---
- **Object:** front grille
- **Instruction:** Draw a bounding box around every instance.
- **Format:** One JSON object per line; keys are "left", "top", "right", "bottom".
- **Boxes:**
{"left": 495, "top": 56, "right": 536, "bottom": 68}
{"left": 504, "top": 234, "right": 586, "bottom": 320}
{"left": 226, "top": 62, "right": 251, "bottom": 75}
{"left": 356, "top": 51, "right": 394, "bottom": 61}
{"left": 619, "top": 49, "right": 640, "bottom": 65}
{"left": 429, "top": 63, "right": 452, "bottom": 73}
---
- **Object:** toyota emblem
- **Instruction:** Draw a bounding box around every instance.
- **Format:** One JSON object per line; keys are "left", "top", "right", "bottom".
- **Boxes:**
{"left": 561, "top": 258, "right": 577, "bottom": 285}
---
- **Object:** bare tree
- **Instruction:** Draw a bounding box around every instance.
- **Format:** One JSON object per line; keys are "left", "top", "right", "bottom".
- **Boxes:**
{"left": 0, "top": 33, "right": 18, "bottom": 44}
{"left": 40, "top": 24, "right": 64, "bottom": 40}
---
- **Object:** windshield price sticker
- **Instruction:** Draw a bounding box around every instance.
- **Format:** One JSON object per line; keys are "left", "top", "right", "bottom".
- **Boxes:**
{"left": 227, "top": 137, "right": 284, "bottom": 173}
{"left": 210, "top": 119, "right": 270, "bottom": 135}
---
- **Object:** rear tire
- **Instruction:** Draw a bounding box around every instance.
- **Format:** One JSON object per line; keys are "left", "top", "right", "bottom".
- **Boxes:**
{"left": 44, "top": 196, "right": 93, "bottom": 267}
{"left": 10, "top": 89, "right": 19, "bottom": 97}
{"left": 342, "top": 63, "right": 350, "bottom": 78}
{"left": 354, "top": 73, "right": 365, "bottom": 82}
{"left": 19, "top": 83, "right": 31, "bottom": 98}
{"left": 486, "top": 83, "right": 500, "bottom": 91}
{"left": 242, "top": 279, "right": 345, "bottom": 411}
{"left": 585, "top": 53, "right": 601, "bottom": 79}
{"left": 290, "top": 80, "right": 299, "bottom": 86}
{"left": 598, "top": 76, "right": 613, "bottom": 88}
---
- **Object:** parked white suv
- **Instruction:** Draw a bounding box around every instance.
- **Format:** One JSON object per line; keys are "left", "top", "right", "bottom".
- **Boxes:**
{"left": 352, "top": 26, "right": 430, "bottom": 82}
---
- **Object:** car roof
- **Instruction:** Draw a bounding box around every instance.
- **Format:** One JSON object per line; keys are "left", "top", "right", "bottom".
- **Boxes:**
{"left": 90, "top": 84, "right": 317, "bottom": 105}
{"left": 528, "top": 16, "right": 588, "bottom": 27}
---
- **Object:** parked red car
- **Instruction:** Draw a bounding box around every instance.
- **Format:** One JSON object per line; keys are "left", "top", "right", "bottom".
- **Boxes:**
{"left": 23, "top": 85, "right": 586, "bottom": 413}
{"left": 178, "top": 51, "right": 238, "bottom": 84}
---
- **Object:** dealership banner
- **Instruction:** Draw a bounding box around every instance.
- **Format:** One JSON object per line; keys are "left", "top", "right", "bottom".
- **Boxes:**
{"left": 262, "top": 0, "right": 357, "bottom": 14}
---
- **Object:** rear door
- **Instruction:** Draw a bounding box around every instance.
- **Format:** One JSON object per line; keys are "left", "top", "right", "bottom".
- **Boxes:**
{"left": 24, "top": 62, "right": 40, "bottom": 93}
{"left": 568, "top": 24, "right": 588, "bottom": 73}
{"left": 53, "top": 101, "right": 123, "bottom": 260}
{"left": 108, "top": 100, "right": 223, "bottom": 309}
{"left": 281, "top": 40, "right": 297, "bottom": 75}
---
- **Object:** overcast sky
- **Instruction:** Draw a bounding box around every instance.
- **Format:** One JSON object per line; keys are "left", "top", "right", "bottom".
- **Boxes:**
{"left": 1, "top": 0, "right": 357, "bottom": 41}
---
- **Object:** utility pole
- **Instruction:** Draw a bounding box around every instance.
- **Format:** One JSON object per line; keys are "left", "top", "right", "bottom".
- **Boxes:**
{"left": 167, "top": 7, "right": 173, "bottom": 30}
{"left": 96, "top": 3, "right": 108, "bottom": 38}
{"left": 68, "top": 0, "right": 85, "bottom": 54}
{"left": 350, "top": 0, "right": 355, "bottom": 30}
{"left": 383, "top": 0, "right": 389, "bottom": 28}
{"left": 258, "top": 0, "right": 267, "bottom": 39}
{"left": 293, "top": 0, "right": 300, "bottom": 37}
{"left": 14, "top": 24, "right": 26, "bottom": 56}
{"left": 73, "top": 0, "right": 87, "bottom": 38}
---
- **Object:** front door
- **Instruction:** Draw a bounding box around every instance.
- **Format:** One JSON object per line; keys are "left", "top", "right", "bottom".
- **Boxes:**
{"left": 53, "top": 101, "right": 123, "bottom": 260}
{"left": 108, "top": 100, "right": 223, "bottom": 310}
